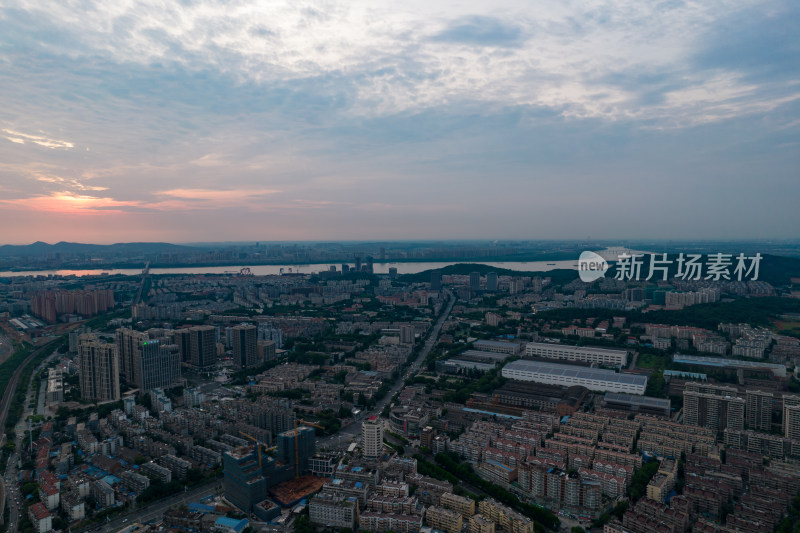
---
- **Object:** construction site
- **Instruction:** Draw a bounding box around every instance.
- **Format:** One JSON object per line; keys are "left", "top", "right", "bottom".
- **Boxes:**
{"left": 269, "top": 475, "right": 327, "bottom": 507}
{"left": 223, "top": 419, "right": 325, "bottom": 513}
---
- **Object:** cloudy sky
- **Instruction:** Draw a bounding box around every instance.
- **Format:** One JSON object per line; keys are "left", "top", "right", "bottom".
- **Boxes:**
{"left": 1, "top": 0, "right": 798, "bottom": 244}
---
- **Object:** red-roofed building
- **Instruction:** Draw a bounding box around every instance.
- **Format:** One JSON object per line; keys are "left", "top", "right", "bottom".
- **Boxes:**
{"left": 38, "top": 482, "right": 60, "bottom": 510}
{"left": 28, "top": 502, "right": 52, "bottom": 533}
{"left": 39, "top": 470, "right": 60, "bottom": 489}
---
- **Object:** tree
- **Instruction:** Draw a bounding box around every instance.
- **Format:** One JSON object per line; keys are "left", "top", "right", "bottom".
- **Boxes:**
{"left": 612, "top": 501, "right": 629, "bottom": 520}
{"left": 293, "top": 512, "right": 315, "bottom": 533}
{"left": 21, "top": 482, "right": 38, "bottom": 496}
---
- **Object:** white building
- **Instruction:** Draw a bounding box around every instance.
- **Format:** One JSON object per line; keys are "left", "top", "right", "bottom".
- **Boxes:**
{"left": 362, "top": 416, "right": 384, "bottom": 459}
{"left": 308, "top": 492, "right": 358, "bottom": 529}
{"left": 28, "top": 503, "right": 52, "bottom": 533}
{"left": 501, "top": 360, "right": 646, "bottom": 395}
{"left": 473, "top": 340, "right": 522, "bottom": 355}
{"left": 524, "top": 342, "right": 628, "bottom": 367}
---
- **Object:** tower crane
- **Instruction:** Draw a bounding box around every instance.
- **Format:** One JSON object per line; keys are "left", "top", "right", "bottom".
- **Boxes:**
{"left": 238, "top": 431, "right": 276, "bottom": 468}
{"left": 294, "top": 419, "right": 324, "bottom": 478}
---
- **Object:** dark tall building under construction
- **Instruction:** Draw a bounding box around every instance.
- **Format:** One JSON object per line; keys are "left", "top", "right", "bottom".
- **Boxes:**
{"left": 276, "top": 426, "right": 316, "bottom": 473}
{"left": 223, "top": 426, "right": 316, "bottom": 512}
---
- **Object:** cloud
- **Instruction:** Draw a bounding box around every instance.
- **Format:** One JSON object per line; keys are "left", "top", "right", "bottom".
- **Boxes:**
{"left": 157, "top": 188, "right": 282, "bottom": 201}
{"left": 0, "top": 192, "right": 142, "bottom": 214}
{"left": 35, "top": 175, "right": 108, "bottom": 191}
{"left": 2, "top": 129, "right": 74, "bottom": 149}
{"left": 431, "top": 16, "right": 525, "bottom": 47}
{"left": 0, "top": 0, "right": 799, "bottom": 242}
{"left": 692, "top": 2, "right": 800, "bottom": 80}
{"left": 5, "top": 0, "right": 795, "bottom": 123}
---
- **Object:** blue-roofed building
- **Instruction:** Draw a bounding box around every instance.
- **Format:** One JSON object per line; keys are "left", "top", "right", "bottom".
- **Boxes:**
{"left": 188, "top": 502, "right": 216, "bottom": 514}
{"left": 214, "top": 516, "right": 248, "bottom": 533}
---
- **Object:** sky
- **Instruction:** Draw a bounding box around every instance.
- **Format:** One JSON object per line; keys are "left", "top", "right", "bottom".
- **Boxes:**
{"left": 1, "top": 0, "right": 799, "bottom": 244}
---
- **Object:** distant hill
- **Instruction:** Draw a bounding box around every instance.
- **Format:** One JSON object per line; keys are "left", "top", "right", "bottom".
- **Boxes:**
{"left": 0, "top": 241, "right": 203, "bottom": 257}
{"left": 398, "top": 263, "right": 579, "bottom": 284}
{"left": 399, "top": 254, "right": 800, "bottom": 287}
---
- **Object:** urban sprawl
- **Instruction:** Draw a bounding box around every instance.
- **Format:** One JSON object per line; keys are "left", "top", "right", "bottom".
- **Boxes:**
{"left": 1, "top": 258, "right": 800, "bottom": 533}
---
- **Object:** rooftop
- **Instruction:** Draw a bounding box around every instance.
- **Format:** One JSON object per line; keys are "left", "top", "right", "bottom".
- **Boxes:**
{"left": 474, "top": 339, "right": 520, "bottom": 347}
{"left": 604, "top": 392, "right": 671, "bottom": 409}
{"left": 673, "top": 354, "right": 786, "bottom": 377}
{"left": 503, "top": 359, "right": 647, "bottom": 386}
{"left": 526, "top": 341, "right": 628, "bottom": 355}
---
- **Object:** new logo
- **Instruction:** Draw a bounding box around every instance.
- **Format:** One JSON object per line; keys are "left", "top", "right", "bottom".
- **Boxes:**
{"left": 578, "top": 251, "right": 608, "bottom": 282}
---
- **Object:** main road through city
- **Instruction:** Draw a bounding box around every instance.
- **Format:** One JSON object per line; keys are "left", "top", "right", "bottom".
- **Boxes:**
{"left": 0, "top": 340, "right": 62, "bottom": 532}
{"left": 96, "top": 292, "right": 458, "bottom": 529}
{"left": 319, "top": 288, "right": 455, "bottom": 449}
{"left": 0, "top": 289, "right": 454, "bottom": 532}
{"left": 86, "top": 480, "right": 220, "bottom": 533}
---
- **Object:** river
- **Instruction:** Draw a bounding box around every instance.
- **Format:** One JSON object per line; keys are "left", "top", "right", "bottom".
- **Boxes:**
{"left": 0, "top": 259, "right": 580, "bottom": 278}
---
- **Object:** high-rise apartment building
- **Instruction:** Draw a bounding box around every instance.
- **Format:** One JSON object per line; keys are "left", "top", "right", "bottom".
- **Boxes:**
{"left": 31, "top": 289, "right": 114, "bottom": 324}
{"left": 486, "top": 272, "right": 498, "bottom": 291}
{"left": 746, "top": 389, "right": 773, "bottom": 432}
{"left": 116, "top": 328, "right": 148, "bottom": 384}
{"left": 257, "top": 323, "right": 283, "bottom": 349}
{"left": 116, "top": 329, "right": 181, "bottom": 390}
{"left": 683, "top": 382, "right": 744, "bottom": 433}
{"left": 232, "top": 324, "right": 259, "bottom": 369}
{"left": 431, "top": 271, "right": 442, "bottom": 291}
{"left": 469, "top": 272, "right": 481, "bottom": 292}
{"left": 784, "top": 395, "right": 800, "bottom": 440}
{"left": 258, "top": 340, "right": 277, "bottom": 362}
{"left": 188, "top": 325, "right": 217, "bottom": 370}
{"left": 362, "top": 416, "right": 383, "bottom": 459}
{"left": 138, "top": 340, "right": 181, "bottom": 391}
{"left": 79, "top": 334, "right": 120, "bottom": 402}
{"left": 400, "top": 325, "right": 415, "bottom": 345}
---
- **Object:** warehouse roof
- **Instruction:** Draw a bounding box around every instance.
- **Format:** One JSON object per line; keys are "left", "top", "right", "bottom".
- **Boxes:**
{"left": 503, "top": 359, "right": 646, "bottom": 386}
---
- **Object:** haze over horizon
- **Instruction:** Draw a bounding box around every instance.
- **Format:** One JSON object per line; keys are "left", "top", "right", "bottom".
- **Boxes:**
{"left": 1, "top": 0, "right": 799, "bottom": 244}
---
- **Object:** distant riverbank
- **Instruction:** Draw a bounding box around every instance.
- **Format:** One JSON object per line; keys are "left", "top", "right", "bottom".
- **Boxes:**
{"left": 0, "top": 259, "right": 581, "bottom": 278}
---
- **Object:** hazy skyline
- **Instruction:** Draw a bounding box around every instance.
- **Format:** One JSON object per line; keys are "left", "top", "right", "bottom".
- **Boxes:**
{"left": 1, "top": 0, "right": 798, "bottom": 245}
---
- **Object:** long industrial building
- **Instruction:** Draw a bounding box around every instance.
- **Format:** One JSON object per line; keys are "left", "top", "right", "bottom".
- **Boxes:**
{"left": 603, "top": 392, "right": 671, "bottom": 417}
{"left": 525, "top": 342, "right": 628, "bottom": 367}
{"left": 672, "top": 354, "right": 786, "bottom": 378}
{"left": 501, "top": 360, "right": 646, "bottom": 395}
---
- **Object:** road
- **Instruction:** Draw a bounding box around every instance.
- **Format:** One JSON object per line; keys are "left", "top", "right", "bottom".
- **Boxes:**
{"left": 0, "top": 344, "right": 48, "bottom": 436}
{"left": 319, "top": 289, "right": 455, "bottom": 449}
{"left": 87, "top": 481, "right": 219, "bottom": 533}
{"left": 87, "top": 291, "right": 455, "bottom": 530}
{"left": 133, "top": 262, "right": 150, "bottom": 306}
{"left": 1, "top": 342, "right": 63, "bottom": 532}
